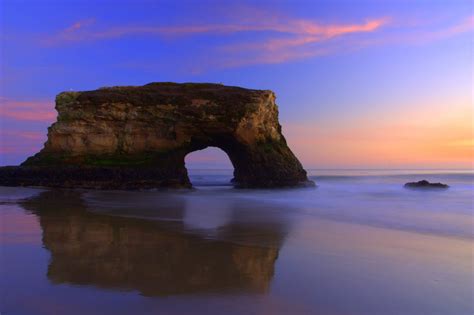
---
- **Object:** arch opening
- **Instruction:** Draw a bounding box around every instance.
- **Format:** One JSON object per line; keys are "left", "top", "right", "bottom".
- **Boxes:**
{"left": 184, "top": 146, "right": 235, "bottom": 187}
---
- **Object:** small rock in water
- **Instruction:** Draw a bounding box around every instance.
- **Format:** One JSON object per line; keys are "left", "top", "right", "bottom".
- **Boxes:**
{"left": 404, "top": 180, "right": 449, "bottom": 189}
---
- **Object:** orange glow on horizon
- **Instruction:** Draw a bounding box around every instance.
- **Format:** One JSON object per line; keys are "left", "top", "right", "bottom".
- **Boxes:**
{"left": 284, "top": 102, "right": 473, "bottom": 169}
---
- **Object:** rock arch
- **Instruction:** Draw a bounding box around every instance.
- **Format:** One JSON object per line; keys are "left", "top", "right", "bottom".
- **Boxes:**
{"left": 184, "top": 146, "right": 233, "bottom": 170}
{"left": 0, "top": 83, "right": 312, "bottom": 189}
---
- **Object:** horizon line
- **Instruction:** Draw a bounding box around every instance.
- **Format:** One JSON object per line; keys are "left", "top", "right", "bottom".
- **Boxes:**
{"left": 186, "top": 168, "right": 473, "bottom": 171}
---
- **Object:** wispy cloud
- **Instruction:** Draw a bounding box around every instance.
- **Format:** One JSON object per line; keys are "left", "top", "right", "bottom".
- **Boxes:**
{"left": 44, "top": 18, "right": 96, "bottom": 44}
{"left": 434, "top": 15, "right": 474, "bottom": 40}
{"left": 0, "top": 99, "right": 51, "bottom": 164}
{"left": 0, "top": 99, "right": 56, "bottom": 122}
{"left": 212, "top": 18, "right": 387, "bottom": 68}
{"left": 2, "top": 130, "right": 45, "bottom": 140}
{"left": 40, "top": 9, "right": 474, "bottom": 69}
{"left": 223, "top": 18, "right": 388, "bottom": 51}
{"left": 44, "top": 11, "right": 388, "bottom": 45}
{"left": 0, "top": 130, "right": 47, "bottom": 159}
{"left": 41, "top": 12, "right": 389, "bottom": 70}
{"left": 350, "top": 14, "right": 474, "bottom": 49}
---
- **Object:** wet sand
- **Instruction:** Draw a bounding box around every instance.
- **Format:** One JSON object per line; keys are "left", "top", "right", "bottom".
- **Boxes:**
{"left": 1, "top": 170, "right": 473, "bottom": 314}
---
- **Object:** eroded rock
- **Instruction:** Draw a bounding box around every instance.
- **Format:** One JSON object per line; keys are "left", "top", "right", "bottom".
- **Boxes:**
{"left": 0, "top": 82, "right": 312, "bottom": 189}
{"left": 404, "top": 180, "right": 449, "bottom": 189}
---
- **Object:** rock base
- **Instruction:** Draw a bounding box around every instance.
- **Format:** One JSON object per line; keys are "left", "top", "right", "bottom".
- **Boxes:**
{"left": 0, "top": 166, "right": 190, "bottom": 190}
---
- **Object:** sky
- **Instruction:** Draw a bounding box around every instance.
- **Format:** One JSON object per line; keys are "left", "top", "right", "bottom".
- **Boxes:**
{"left": 0, "top": 0, "right": 472, "bottom": 169}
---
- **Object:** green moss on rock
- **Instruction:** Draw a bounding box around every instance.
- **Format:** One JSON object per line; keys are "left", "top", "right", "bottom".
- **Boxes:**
{"left": 56, "top": 91, "right": 80, "bottom": 106}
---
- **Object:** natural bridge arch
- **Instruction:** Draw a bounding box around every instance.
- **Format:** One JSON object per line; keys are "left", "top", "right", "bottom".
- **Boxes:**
{"left": 179, "top": 136, "right": 297, "bottom": 187}
{"left": 0, "top": 83, "right": 312, "bottom": 189}
{"left": 184, "top": 146, "right": 233, "bottom": 170}
{"left": 184, "top": 146, "right": 233, "bottom": 185}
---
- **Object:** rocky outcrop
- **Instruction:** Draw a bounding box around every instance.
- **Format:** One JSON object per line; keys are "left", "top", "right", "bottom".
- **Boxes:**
{"left": 0, "top": 82, "right": 311, "bottom": 189}
{"left": 404, "top": 180, "right": 449, "bottom": 189}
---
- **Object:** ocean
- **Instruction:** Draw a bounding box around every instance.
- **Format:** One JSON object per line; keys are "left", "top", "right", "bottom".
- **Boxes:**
{"left": 1, "top": 169, "right": 473, "bottom": 315}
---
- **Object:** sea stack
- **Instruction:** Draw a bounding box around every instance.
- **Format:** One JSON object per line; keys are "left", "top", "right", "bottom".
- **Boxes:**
{"left": 0, "top": 82, "right": 311, "bottom": 189}
{"left": 404, "top": 180, "right": 449, "bottom": 189}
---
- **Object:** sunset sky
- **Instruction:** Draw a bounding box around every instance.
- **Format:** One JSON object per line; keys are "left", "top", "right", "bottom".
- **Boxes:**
{"left": 1, "top": 0, "right": 472, "bottom": 169}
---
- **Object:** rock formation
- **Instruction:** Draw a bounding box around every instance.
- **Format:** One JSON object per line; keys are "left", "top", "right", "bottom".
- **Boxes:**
{"left": 0, "top": 82, "right": 311, "bottom": 189}
{"left": 404, "top": 180, "right": 449, "bottom": 189}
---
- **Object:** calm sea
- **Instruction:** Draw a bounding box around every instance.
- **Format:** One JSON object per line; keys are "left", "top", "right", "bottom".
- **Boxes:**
{"left": 1, "top": 169, "right": 473, "bottom": 315}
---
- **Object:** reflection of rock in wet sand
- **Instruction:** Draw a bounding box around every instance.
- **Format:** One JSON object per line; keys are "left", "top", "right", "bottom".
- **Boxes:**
{"left": 20, "top": 190, "right": 286, "bottom": 296}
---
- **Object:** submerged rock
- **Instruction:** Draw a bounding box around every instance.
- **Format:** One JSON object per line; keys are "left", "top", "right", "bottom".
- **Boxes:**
{"left": 0, "top": 82, "right": 312, "bottom": 189}
{"left": 404, "top": 180, "right": 449, "bottom": 189}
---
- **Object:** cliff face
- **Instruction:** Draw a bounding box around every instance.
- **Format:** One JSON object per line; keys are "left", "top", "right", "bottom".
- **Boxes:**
{"left": 1, "top": 82, "right": 311, "bottom": 189}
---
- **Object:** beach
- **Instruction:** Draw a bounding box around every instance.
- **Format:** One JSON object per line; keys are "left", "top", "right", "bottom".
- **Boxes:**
{"left": 1, "top": 169, "right": 473, "bottom": 315}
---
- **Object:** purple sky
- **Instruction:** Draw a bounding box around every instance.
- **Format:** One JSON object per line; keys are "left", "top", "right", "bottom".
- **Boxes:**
{"left": 1, "top": 0, "right": 472, "bottom": 169}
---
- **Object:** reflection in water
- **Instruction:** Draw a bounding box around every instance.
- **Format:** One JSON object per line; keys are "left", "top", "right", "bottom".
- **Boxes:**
{"left": 20, "top": 190, "right": 288, "bottom": 296}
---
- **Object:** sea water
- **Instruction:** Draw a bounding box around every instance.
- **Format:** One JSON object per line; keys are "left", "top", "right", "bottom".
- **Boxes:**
{"left": 1, "top": 169, "right": 473, "bottom": 315}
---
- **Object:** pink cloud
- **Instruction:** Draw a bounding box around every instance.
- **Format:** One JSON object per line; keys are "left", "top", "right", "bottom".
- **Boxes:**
{"left": 292, "top": 18, "right": 388, "bottom": 37}
{"left": 415, "top": 15, "right": 474, "bottom": 43}
{"left": 41, "top": 10, "right": 472, "bottom": 70}
{"left": 41, "top": 14, "right": 389, "bottom": 70}
{"left": 43, "top": 18, "right": 96, "bottom": 44}
{"left": 2, "top": 130, "right": 45, "bottom": 140}
{"left": 0, "top": 130, "right": 47, "bottom": 160}
{"left": 1, "top": 100, "right": 56, "bottom": 122}
{"left": 221, "top": 18, "right": 388, "bottom": 53}
{"left": 339, "top": 15, "right": 474, "bottom": 52}
{"left": 44, "top": 20, "right": 284, "bottom": 45}
{"left": 213, "top": 14, "right": 472, "bottom": 69}
{"left": 44, "top": 10, "right": 389, "bottom": 45}
{"left": 211, "top": 47, "right": 332, "bottom": 69}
